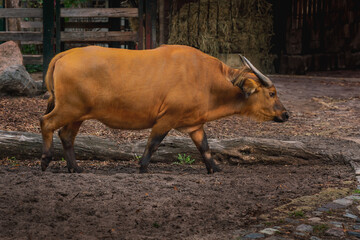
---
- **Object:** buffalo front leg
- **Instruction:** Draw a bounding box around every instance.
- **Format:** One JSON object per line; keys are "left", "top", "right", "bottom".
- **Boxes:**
{"left": 139, "top": 130, "right": 169, "bottom": 173}
{"left": 58, "top": 121, "right": 83, "bottom": 173}
{"left": 189, "top": 127, "right": 221, "bottom": 174}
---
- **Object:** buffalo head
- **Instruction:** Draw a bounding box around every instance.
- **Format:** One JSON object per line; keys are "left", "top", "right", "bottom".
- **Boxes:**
{"left": 231, "top": 55, "right": 289, "bottom": 122}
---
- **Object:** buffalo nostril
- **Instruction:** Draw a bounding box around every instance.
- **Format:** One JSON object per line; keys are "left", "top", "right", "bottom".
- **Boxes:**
{"left": 283, "top": 112, "right": 289, "bottom": 120}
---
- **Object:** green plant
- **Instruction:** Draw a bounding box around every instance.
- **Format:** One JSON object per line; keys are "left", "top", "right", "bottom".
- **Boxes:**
{"left": 353, "top": 189, "right": 360, "bottom": 194}
{"left": 21, "top": 44, "right": 42, "bottom": 73}
{"left": 8, "top": 156, "right": 19, "bottom": 166}
{"left": 313, "top": 224, "right": 329, "bottom": 234}
{"left": 21, "top": 0, "right": 43, "bottom": 8}
{"left": 132, "top": 154, "right": 142, "bottom": 162}
{"left": 174, "top": 154, "right": 195, "bottom": 165}
{"left": 326, "top": 210, "right": 333, "bottom": 215}
{"left": 289, "top": 210, "right": 305, "bottom": 218}
{"left": 60, "top": 157, "right": 66, "bottom": 162}
{"left": 25, "top": 64, "right": 42, "bottom": 73}
{"left": 152, "top": 222, "right": 160, "bottom": 228}
{"left": 63, "top": 0, "right": 89, "bottom": 8}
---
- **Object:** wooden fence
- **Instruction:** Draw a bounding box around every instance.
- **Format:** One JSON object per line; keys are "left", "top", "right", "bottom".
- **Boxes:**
{"left": 0, "top": 0, "right": 158, "bottom": 80}
{"left": 0, "top": 8, "right": 43, "bottom": 64}
{"left": 279, "top": 0, "right": 360, "bottom": 73}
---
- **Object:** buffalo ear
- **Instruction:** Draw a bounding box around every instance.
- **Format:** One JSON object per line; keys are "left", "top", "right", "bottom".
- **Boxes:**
{"left": 232, "top": 77, "right": 258, "bottom": 98}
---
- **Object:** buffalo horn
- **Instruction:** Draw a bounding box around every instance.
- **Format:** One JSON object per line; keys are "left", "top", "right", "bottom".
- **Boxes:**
{"left": 239, "top": 55, "right": 273, "bottom": 87}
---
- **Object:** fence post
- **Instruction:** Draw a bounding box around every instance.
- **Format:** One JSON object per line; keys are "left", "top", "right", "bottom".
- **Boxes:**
{"left": 138, "top": 0, "right": 144, "bottom": 50}
{"left": 55, "top": 0, "right": 60, "bottom": 54}
{"left": 43, "top": 0, "right": 54, "bottom": 86}
{"left": 150, "top": 0, "right": 157, "bottom": 48}
{"left": 145, "top": 0, "right": 151, "bottom": 49}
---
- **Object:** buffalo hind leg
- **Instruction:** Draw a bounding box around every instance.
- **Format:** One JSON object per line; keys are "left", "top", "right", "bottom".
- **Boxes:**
{"left": 139, "top": 129, "right": 169, "bottom": 173}
{"left": 58, "top": 121, "right": 83, "bottom": 173}
{"left": 189, "top": 127, "right": 221, "bottom": 174}
{"left": 40, "top": 99, "right": 56, "bottom": 171}
{"left": 40, "top": 112, "right": 65, "bottom": 171}
{"left": 40, "top": 106, "right": 82, "bottom": 171}
{"left": 40, "top": 116, "right": 54, "bottom": 171}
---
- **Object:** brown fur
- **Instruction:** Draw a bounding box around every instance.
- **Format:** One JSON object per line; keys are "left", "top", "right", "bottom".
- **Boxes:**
{"left": 40, "top": 45, "right": 287, "bottom": 173}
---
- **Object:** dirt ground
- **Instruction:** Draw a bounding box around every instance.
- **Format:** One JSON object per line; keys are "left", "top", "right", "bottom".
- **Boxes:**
{"left": 0, "top": 72, "right": 360, "bottom": 239}
{"left": 0, "top": 159, "right": 356, "bottom": 240}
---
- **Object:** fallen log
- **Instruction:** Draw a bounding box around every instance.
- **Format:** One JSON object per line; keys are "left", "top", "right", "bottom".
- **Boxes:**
{"left": 0, "top": 130, "right": 357, "bottom": 165}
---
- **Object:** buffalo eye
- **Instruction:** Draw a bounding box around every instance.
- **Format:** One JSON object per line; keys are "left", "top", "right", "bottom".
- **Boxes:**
{"left": 269, "top": 92, "right": 276, "bottom": 98}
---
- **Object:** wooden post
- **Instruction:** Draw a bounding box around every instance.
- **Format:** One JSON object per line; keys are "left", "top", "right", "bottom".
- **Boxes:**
{"left": 109, "top": 0, "right": 121, "bottom": 48}
{"left": 138, "top": 0, "right": 144, "bottom": 49}
{"left": 5, "top": 0, "right": 20, "bottom": 46}
{"left": 150, "top": 0, "right": 157, "bottom": 48}
{"left": 145, "top": 0, "right": 151, "bottom": 49}
{"left": 43, "top": 0, "right": 54, "bottom": 85}
{"left": 55, "top": 0, "right": 60, "bottom": 53}
{"left": 159, "top": 0, "right": 164, "bottom": 45}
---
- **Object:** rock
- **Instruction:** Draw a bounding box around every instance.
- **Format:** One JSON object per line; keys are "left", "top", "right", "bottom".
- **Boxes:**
{"left": 309, "top": 236, "right": 322, "bottom": 240}
{"left": 325, "top": 228, "right": 345, "bottom": 237}
{"left": 346, "top": 195, "right": 360, "bottom": 200}
{"left": 348, "top": 231, "right": 360, "bottom": 238}
{"left": 312, "top": 211, "right": 323, "bottom": 216}
{"left": 233, "top": 229, "right": 247, "bottom": 236}
{"left": 333, "top": 198, "right": 353, "bottom": 206}
{"left": 316, "top": 207, "right": 329, "bottom": 212}
{"left": 0, "top": 41, "right": 39, "bottom": 96}
{"left": 320, "top": 202, "right": 347, "bottom": 211}
{"left": 259, "top": 228, "right": 279, "bottom": 235}
{"left": 0, "top": 41, "right": 23, "bottom": 67}
{"left": 308, "top": 217, "right": 322, "bottom": 223}
{"left": 294, "top": 232, "right": 306, "bottom": 238}
{"left": 344, "top": 212, "right": 359, "bottom": 220}
{"left": 284, "top": 218, "right": 300, "bottom": 224}
{"left": 353, "top": 225, "right": 360, "bottom": 230}
{"left": 243, "top": 233, "right": 265, "bottom": 239}
{"left": 330, "top": 221, "right": 343, "bottom": 228}
{"left": 296, "top": 224, "right": 313, "bottom": 233}
{"left": 264, "top": 237, "right": 287, "bottom": 240}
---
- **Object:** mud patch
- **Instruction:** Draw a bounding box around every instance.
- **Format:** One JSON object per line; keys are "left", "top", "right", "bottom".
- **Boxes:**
{"left": 0, "top": 160, "right": 356, "bottom": 239}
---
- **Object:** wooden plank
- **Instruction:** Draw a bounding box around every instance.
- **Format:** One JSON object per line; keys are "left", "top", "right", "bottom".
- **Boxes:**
{"left": 61, "top": 31, "right": 137, "bottom": 42}
{"left": 20, "top": 21, "right": 43, "bottom": 29}
{"left": 22, "top": 41, "right": 42, "bottom": 44}
{"left": 61, "top": 8, "right": 138, "bottom": 18}
{"left": 23, "top": 55, "right": 43, "bottom": 64}
{"left": 64, "top": 22, "right": 110, "bottom": 29}
{"left": 0, "top": 31, "right": 42, "bottom": 41}
{"left": 0, "top": 8, "right": 42, "bottom": 18}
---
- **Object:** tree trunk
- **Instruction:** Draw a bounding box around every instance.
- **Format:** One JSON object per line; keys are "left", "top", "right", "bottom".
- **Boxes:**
{"left": 5, "top": 0, "right": 21, "bottom": 46}
{"left": 1, "top": 130, "right": 358, "bottom": 166}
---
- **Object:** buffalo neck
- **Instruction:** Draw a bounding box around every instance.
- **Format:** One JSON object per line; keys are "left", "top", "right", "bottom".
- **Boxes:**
{"left": 206, "top": 69, "right": 245, "bottom": 122}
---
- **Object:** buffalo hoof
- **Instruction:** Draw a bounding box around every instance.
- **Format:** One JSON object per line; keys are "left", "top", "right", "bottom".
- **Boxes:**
{"left": 41, "top": 161, "right": 49, "bottom": 171}
{"left": 213, "top": 165, "right": 222, "bottom": 173}
{"left": 139, "top": 166, "right": 148, "bottom": 174}
{"left": 68, "top": 166, "right": 84, "bottom": 173}
{"left": 41, "top": 155, "right": 53, "bottom": 171}
{"left": 207, "top": 165, "right": 222, "bottom": 174}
